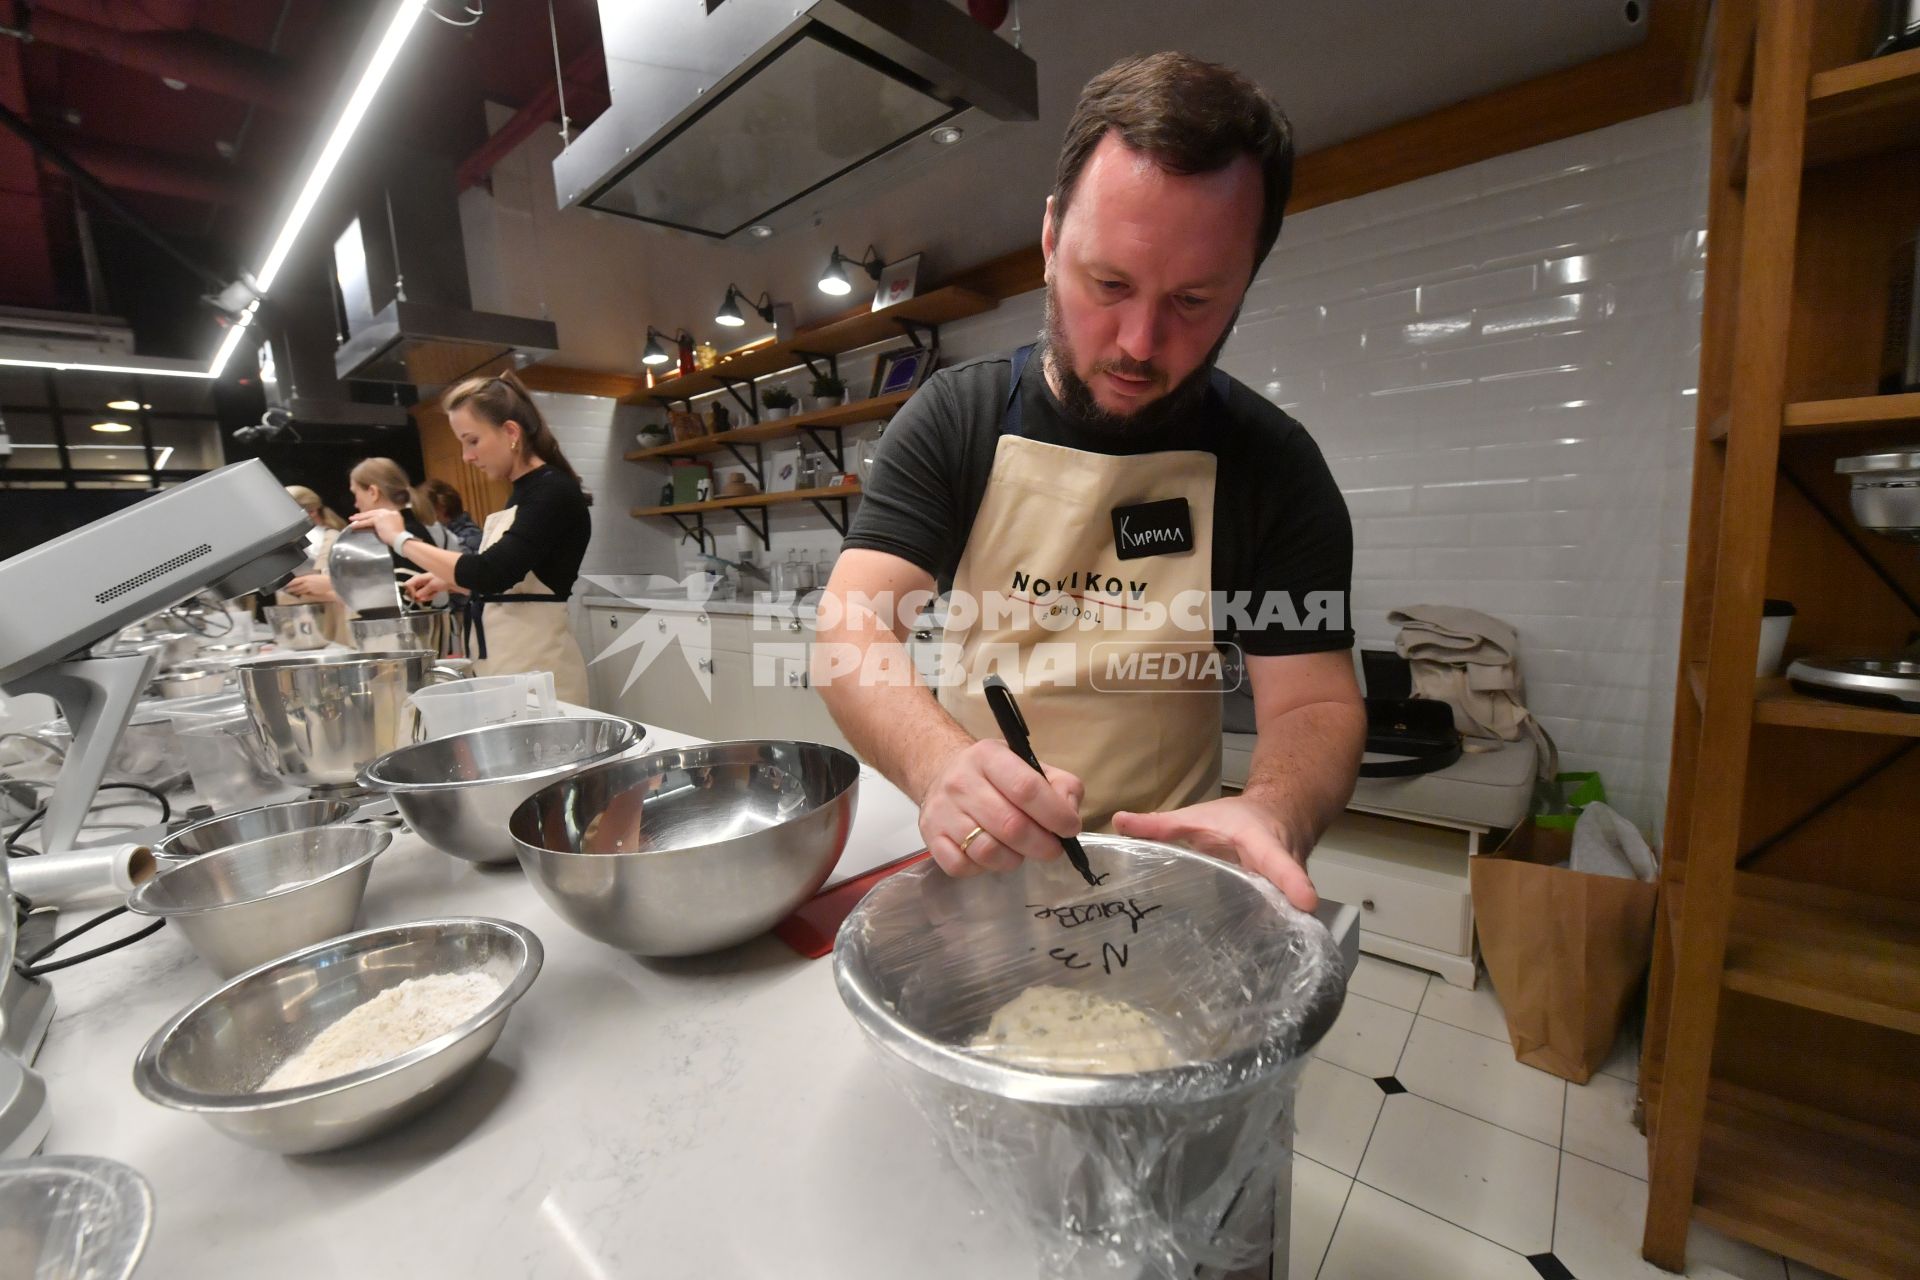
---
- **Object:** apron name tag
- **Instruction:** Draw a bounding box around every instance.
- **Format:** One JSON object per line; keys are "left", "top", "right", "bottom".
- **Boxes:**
{"left": 1111, "top": 498, "right": 1194, "bottom": 561}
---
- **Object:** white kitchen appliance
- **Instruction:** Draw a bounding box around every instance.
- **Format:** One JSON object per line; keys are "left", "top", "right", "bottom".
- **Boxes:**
{"left": 0, "top": 460, "right": 309, "bottom": 1154}
{"left": 0, "top": 460, "right": 311, "bottom": 862}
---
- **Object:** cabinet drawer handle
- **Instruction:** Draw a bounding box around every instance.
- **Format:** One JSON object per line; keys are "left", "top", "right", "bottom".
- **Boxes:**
{"left": 786, "top": 619, "right": 802, "bottom": 632}
{"left": 913, "top": 629, "right": 933, "bottom": 642}
{"left": 697, "top": 613, "right": 708, "bottom": 624}
{"left": 697, "top": 658, "right": 713, "bottom": 673}
{"left": 1361, "top": 898, "right": 1376, "bottom": 911}
{"left": 656, "top": 619, "right": 667, "bottom": 633}
{"left": 608, "top": 617, "right": 619, "bottom": 629}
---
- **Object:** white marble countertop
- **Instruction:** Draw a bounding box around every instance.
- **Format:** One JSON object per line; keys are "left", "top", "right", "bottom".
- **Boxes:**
{"left": 33, "top": 723, "right": 1050, "bottom": 1279}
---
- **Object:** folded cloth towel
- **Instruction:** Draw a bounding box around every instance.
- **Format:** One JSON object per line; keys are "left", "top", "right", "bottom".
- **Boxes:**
{"left": 1389, "top": 604, "right": 1558, "bottom": 779}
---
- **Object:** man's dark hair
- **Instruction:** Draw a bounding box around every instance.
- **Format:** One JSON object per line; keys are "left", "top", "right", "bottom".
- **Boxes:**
{"left": 1051, "top": 52, "right": 1294, "bottom": 276}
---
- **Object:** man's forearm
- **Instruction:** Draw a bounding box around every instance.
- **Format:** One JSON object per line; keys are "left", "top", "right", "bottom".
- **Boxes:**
{"left": 1239, "top": 698, "right": 1367, "bottom": 857}
{"left": 814, "top": 626, "right": 971, "bottom": 804}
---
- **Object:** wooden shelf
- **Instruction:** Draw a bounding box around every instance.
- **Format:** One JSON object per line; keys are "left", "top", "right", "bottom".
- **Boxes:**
{"left": 626, "top": 285, "right": 994, "bottom": 404}
{"left": 629, "top": 480, "right": 861, "bottom": 519}
{"left": 1783, "top": 390, "right": 1920, "bottom": 433}
{"left": 1692, "top": 1093, "right": 1920, "bottom": 1280}
{"left": 1752, "top": 678, "right": 1920, "bottom": 736}
{"left": 1706, "top": 391, "right": 1920, "bottom": 441}
{"left": 1803, "top": 46, "right": 1920, "bottom": 170}
{"left": 623, "top": 392, "right": 910, "bottom": 463}
{"left": 1685, "top": 664, "right": 1920, "bottom": 737}
{"left": 1722, "top": 873, "right": 1920, "bottom": 1035}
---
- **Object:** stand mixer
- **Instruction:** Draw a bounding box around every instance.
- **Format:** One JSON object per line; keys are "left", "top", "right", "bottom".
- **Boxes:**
{"left": 1786, "top": 449, "right": 1920, "bottom": 710}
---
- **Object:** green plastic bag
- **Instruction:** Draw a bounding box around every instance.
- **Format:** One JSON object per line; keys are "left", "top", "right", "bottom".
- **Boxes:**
{"left": 1533, "top": 771, "right": 1606, "bottom": 832}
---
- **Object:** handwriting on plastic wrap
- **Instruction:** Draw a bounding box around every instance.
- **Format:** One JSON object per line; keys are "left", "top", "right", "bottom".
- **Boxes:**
{"left": 1029, "top": 897, "right": 1163, "bottom": 976}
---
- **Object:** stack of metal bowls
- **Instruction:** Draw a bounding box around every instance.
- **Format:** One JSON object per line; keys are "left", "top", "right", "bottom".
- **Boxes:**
{"left": 509, "top": 740, "right": 859, "bottom": 956}
{"left": 133, "top": 917, "right": 541, "bottom": 1153}
{"left": 832, "top": 836, "right": 1347, "bottom": 1276}
{"left": 239, "top": 650, "right": 464, "bottom": 790}
{"left": 359, "top": 716, "right": 644, "bottom": 866}
{"left": 128, "top": 825, "right": 391, "bottom": 977}
{"left": 151, "top": 797, "right": 363, "bottom": 868}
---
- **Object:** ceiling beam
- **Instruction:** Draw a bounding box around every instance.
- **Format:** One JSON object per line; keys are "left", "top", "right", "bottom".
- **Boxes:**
{"left": 19, "top": 7, "right": 302, "bottom": 113}
{"left": 0, "top": 37, "right": 57, "bottom": 306}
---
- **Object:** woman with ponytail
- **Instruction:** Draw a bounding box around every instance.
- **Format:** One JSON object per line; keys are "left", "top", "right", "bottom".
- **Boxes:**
{"left": 347, "top": 371, "right": 593, "bottom": 703}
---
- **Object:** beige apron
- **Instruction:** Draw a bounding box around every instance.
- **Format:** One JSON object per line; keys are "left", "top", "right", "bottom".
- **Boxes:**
{"left": 468, "top": 505, "right": 591, "bottom": 705}
{"left": 939, "top": 351, "right": 1224, "bottom": 831}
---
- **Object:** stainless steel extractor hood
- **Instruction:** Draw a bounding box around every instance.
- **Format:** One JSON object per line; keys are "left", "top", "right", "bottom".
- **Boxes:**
{"left": 553, "top": 0, "right": 1037, "bottom": 240}
{"left": 333, "top": 156, "right": 559, "bottom": 386}
{"left": 257, "top": 264, "right": 411, "bottom": 431}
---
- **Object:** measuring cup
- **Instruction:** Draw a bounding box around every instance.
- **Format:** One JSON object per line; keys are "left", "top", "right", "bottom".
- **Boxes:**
{"left": 406, "top": 672, "right": 559, "bottom": 740}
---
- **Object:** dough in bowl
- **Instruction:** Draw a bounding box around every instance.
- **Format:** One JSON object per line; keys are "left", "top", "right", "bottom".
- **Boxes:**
{"left": 969, "top": 985, "right": 1182, "bottom": 1074}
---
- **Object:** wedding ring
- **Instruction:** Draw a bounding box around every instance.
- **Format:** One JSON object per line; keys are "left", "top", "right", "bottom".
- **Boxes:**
{"left": 959, "top": 825, "right": 986, "bottom": 855}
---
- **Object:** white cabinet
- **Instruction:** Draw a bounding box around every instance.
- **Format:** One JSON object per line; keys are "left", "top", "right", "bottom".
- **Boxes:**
{"left": 581, "top": 605, "right": 851, "bottom": 752}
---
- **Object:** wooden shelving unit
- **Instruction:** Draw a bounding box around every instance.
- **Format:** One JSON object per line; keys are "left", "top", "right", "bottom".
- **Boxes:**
{"left": 622, "top": 392, "right": 910, "bottom": 463}
{"left": 629, "top": 481, "right": 862, "bottom": 549}
{"left": 1803, "top": 44, "right": 1920, "bottom": 168}
{"left": 627, "top": 285, "right": 993, "bottom": 405}
{"left": 1691, "top": 1094, "right": 1920, "bottom": 1280}
{"left": 1707, "top": 390, "right": 1920, "bottom": 440}
{"left": 630, "top": 480, "right": 862, "bottom": 519}
{"left": 1643, "top": 3, "right": 1920, "bottom": 1277}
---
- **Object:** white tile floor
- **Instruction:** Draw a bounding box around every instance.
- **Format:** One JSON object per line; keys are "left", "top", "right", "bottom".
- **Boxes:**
{"left": 1285, "top": 955, "right": 1805, "bottom": 1280}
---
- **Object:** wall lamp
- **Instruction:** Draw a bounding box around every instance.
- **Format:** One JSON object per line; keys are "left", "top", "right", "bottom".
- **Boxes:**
{"left": 715, "top": 285, "right": 776, "bottom": 328}
{"left": 818, "top": 245, "right": 884, "bottom": 297}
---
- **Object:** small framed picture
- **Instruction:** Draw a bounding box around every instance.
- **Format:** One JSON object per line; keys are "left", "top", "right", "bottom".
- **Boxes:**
{"left": 870, "top": 346, "right": 932, "bottom": 399}
{"left": 870, "top": 253, "right": 921, "bottom": 313}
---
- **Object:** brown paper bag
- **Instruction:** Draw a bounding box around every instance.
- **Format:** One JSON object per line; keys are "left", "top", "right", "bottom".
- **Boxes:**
{"left": 1470, "top": 848, "right": 1657, "bottom": 1083}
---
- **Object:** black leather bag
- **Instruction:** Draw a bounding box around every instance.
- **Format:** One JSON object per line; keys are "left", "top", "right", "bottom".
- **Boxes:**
{"left": 1358, "top": 696, "right": 1463, "bottom": 778}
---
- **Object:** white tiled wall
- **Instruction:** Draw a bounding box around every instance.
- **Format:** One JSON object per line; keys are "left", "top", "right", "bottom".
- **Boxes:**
{"left": 556, "top": 101, "right": 1710, "bottom": 835}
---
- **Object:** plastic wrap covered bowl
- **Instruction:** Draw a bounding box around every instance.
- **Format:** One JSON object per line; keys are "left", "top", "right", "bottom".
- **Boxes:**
{"left": 832, "top": 835, "right": 1346, "bottom": 1279}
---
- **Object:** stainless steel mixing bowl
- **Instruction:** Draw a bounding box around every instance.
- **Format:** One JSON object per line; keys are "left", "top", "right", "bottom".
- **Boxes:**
{"left": 0, "top": 1155, "right": 153, "bottom": 1280}
{"left": 128, "top": 825, "right": 391, "bottom": 977}
{"left": 240, "top": 650, "right": 463, "bottom": 789}
{"left": 832, "top": 836, "right": 1347, "bottom": 1275}
{"left": 327, "top": 525, "right": 402, "bottom": 615}
{"left": 263, "top": 603, "right": 330, "bottom": 650}
{"left": 152, "top": 797, "right": 358, "bottom": 866}
{"left": 360, "top": 716, "right": 644, "bottom": 866}
{"left": 133, "top": 917, "right": 541, "bottom": 1154}
{"left": 351, "top": 610, "right": 449, "bottom": 655}
{"left": 509, "top": 740, "right": 859, "bottom": 956}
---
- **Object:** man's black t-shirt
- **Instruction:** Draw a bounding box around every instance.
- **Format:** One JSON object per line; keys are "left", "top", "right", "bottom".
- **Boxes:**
{"left": 842, "top": 352, "right": 1355, "bottom": 657}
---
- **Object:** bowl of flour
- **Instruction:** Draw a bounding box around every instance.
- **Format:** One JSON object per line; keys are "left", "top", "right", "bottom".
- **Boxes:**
{"left": 832, "top": 835, "right": 1346, "bottom": 1277}
{"left": 133, "top": 917, "right": 542, "bottom": 1153}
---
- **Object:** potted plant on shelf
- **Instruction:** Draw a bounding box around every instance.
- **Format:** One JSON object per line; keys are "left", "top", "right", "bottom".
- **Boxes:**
{"left": 762, "top": 385, "right": 798, "bottom": 420}
{"left": 806, "top": 373, "right": 847, "bottom": 412}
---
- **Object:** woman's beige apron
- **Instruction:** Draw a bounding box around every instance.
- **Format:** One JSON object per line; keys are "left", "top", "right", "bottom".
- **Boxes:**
{"left": 938, "top": 346, "right": 1224, "bottom": 831}
{"left": 468, "top": 505, "right": 591, "bottom": 705}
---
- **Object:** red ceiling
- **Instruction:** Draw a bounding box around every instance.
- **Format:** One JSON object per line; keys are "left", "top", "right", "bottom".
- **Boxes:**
{"left": 1, "top": 0, "right": 604, "bottom": 313}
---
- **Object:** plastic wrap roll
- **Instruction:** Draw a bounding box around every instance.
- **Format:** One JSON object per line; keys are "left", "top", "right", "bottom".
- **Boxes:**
{"left": 8, "top": 844, "right": 155, "bottom": 910}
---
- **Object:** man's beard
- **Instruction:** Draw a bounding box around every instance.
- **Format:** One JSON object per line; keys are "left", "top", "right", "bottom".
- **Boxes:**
{"left": 1038, "top": 280, "right": 1236, "bottom": 437}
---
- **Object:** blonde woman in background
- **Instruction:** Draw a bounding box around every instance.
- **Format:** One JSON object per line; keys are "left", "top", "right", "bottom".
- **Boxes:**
{"left": 276, "top": 484, "right": 350, "bottom": 642}
{"left": 285, "top": 458, "right": 437, "bottom": 605}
